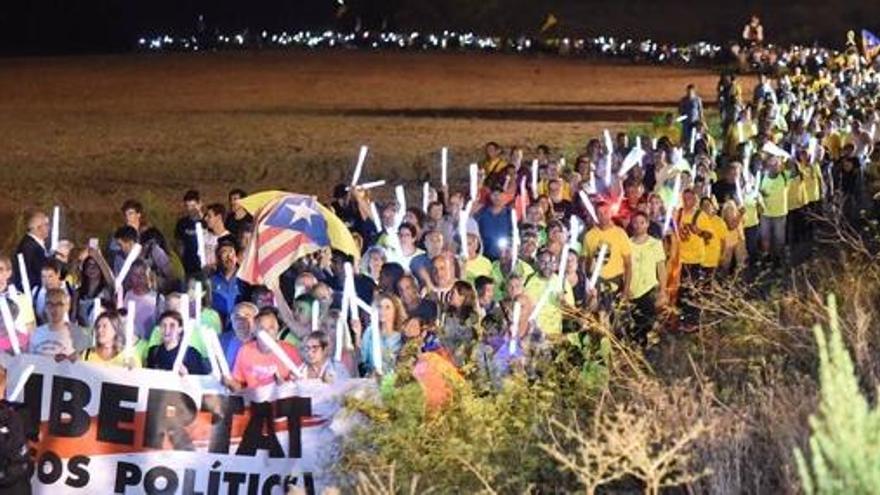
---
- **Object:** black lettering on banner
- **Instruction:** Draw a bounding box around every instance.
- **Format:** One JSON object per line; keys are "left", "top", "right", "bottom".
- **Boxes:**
{"left": 144, "top": 466, "right": 179, "bottom": 495}
{"left": 200, "top": 394, "right": 245, "bottom": 454}
{"left": 261, "top": 474, "right": 280, "bottom": 495}
{"left": 23, "top": 372, "right": 44, "bottom": 440}
{"left": 144, "top": 389, "right": 197, "bottom": 450}
{"left": 207, "top": 461, "right": 221, "bottom": 495}
{"left": 65, "top": 455, "right": 91, "bottom": 488}
{"left": 247, "top": 473, "right": 260, "bottom": 495}
{"left": 49, "top": 376, "right": 91, "bottom": 437}
{"left": 275, "top": 396, "right": 311, "bottom": 459}
{"left": 223, "top": 471, "right": 246, "bottom": 495}
{"left": 98, "top": 383, "right": 138, "bottom": 445}
{"left": 182, "top": 468, "right": 204, "bottom": 495}
{"left": 37, "top": 451, "right": 63, "bottom": 484}
{"left": 283, "top": 474, "right": 315, "bottom": 495}
{"left": 236, "top": 402, "right": 283, "bottom": 458}
{"left": 114, "top": 462, "right": 142, "bottom": 493}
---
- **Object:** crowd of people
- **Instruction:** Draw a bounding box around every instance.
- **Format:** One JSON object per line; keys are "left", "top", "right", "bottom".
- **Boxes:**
{"left": 1, "top": 31, "right": 880, "bottom": 401}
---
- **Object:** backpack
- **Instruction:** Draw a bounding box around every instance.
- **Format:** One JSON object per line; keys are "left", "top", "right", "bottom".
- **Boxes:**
{"left": 0, "top": 401, "right": 30, "bottom": 488}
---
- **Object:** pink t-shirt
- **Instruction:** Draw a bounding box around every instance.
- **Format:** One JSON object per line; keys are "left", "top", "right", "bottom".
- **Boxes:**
{"left": 232, "top": 340, "right": 304, "bottom": 388}
{"left": 0, "top": 331, "right": 29, "bottom": 354}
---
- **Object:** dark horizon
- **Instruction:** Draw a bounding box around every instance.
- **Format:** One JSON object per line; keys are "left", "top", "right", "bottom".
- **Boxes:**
{"left": 0, "top": 0, "right": 878, "bottom": 56}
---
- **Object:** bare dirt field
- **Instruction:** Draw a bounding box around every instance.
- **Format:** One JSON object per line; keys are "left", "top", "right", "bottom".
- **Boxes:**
{"left": 0, "top": 50, "right": 726, "bottom": 246}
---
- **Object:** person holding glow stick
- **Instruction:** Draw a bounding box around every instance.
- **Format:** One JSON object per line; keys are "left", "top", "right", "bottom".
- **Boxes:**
{"left": 628, "top": 211, "right": 667, "bottom": 346}
{"left": 174, "top": 189, "right": 206, "bottom": 278}
{"left": 146, "top": 310, "right": 211, "bottom": 375}
{"left": 523, "top": 248, "right": 574, "bottom": 337}
{"left": 223, "top": 307, "right": 303, "bottom": 391}
{"left": 14, "top": 210, "right": 50, "bottom": 295}
{"left": 353, "top": 293, "right": 404, "bottom": 376}
{"left": 582, "top": 201, "right": 632, "bottom": 313}
{"left": 303, "top": 330, "right": 350, "bottom": 383}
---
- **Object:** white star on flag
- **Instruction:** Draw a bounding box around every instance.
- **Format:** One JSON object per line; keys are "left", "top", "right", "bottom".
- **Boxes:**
{"left": 285, "top": 201, "right": 317, "bottom": 226}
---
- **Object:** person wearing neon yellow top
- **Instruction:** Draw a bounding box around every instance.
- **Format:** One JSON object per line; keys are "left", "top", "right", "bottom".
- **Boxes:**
{"left": 583, "top": 201, "right": 632, "bottom": 298}
{"left": 490, "top": 245, "right": 535, "bottom": 301}
{"left": 786, "top": 152, "right": 810, "bottom": 246}
{"left": 523, "top": 249, "right": 574, "bottom": 337}
{"left": 758, "top": 157, "right": 789, "bottom": 261}
{"left": 83, "top": 311, "right": 143, "bottom": 368}
{"left": 628, "top": 212, "right": 667, "bottom": 346}
{"left": 698, "top": 197, "right": 728, "bottom": 274}
{"left": 675, "top": 189, "right": 712, "bottom": 329}
{"left": 463, "top": 232, "right": 493, "bottom": 283}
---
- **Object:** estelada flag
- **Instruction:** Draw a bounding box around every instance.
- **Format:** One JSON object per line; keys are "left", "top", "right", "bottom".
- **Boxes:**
{"left": 862, "top": 29, "right": 880, "bottom": 62}
{"left": 237, "top": 191, "right": 359, "bottom": 287}
{"left": 540, "top": 13, "right": 558, "bottom": 33}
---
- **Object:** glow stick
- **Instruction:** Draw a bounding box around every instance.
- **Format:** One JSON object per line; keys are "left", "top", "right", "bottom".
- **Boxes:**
{"left": 91, "top": 298, "right": 102, "bottom": 326}
{"left": 578, "top": 191, "right": 599, "bottom": 224}
{"left": 369, "top": 202, "right": 382, "bottom": 232}
{"left": 568, "top": 215, "right": 581, "bottom": 248}
{"left": 603, "top": 129, "right": 613, "bottom": 155}
{"left": 124, "top": 300, "right": 136, "bottom": 361}
{"left": 618, "top": 146, "right": 645, "bottom": 177}
{"left": 172, "top": 294, "right": 191, "bottom": 374}
{"left": 735, "top": 175, "right": 744, "bottom": 206}
{"left": 510, "top": 208, "right": 520, "bottom": 272}
{"left": 7, "top": 364, "right": 34, "bottom": 402}
{"left": 0, "top": 297, "right": 20, "bottom": 355}
{"left": 528, "top": 285, "right": 552, "bottom": 322}
{"left": 469, "top": 163, "right": 479, "bottom": 201}
{"left": 507, "top": 302, "right": 521, "bottom": 354}
{"left": 203, "top": 327, "right": 231, "bottom": 379}
{"left": 689, "top": 130, "right": 697, "bottom": 155}
{"left": 603, "top": 129, "right": 614, "bottom": 186}
{"left": 636, "top": 136, "right": 644, "bottom": 167}
{"left": 352, "top": 296, "right": 373, "bottom": 315}
{"left": 459, "top": 200, "right": 474, "bottom": 259}
{"left": 195, "top": 222, "right": 206, "bottom": 268}
{"left": 50, "top": 206, "right": 60, "bottom": 253}
{"left": 114, "top": 243, "right": 142, "bottom": 307}
{"left": 808, "top": 136, "right": 818, "bottom": 164}
{"left": 441, "top": 147, "right": 448, "bottom": 186}
{"left": 369, "top": 308, "right": 383, "bottom": 375}
{"left": 422, "top": 182, "right": 430, "bottom": 213}
{"left": 202, "top": 326, "right": 222, "bottom": 380}
{"left": 343, "top": 262, "right": 358, "bottom": 321}
{"left": 588, "top": 244, "right": 608, "bottom": 288}
{"left": 394, "top": 185, "right": 407, "bottom": 225}
{"left": 762, "top": 141, "right": 791, "bottom": 160}
{"left": 651, "top": 137, "right": 658, "bottom": 150}
{"left": 737, "top": 122, "right": 744, "bottom": 143}
{"left": 518, "top": 176, "right": 527, "bottom": 202}
{"left": 193, "top": 281, "right": 203, "bottom": 322}
{"left": 16, "top": 254, "right": 31, "bottom": 299}
{"left": 257, "top": 330, "right": 306, "bottom": 378}
{"left": 346, "top": 179, "right": 386, "bottom": 191}
{"left": 530, "top": 159, "right": 538, "bottom": 197}
{"left": 311, "top": 299, "right": 320, "bottom": 331}
{"left": 675, "top": 114, "right": 688, "bottom": 122}
{"left": 351, "top": 145, "right": 368, "bottom": 186}
{"left": 556, "top": 246, "right": 570, "bottom": 288}
{"left": 662, "top": 174, "right": 682, "bottom": 235}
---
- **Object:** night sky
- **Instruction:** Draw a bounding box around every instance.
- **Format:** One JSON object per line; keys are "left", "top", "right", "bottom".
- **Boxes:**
{"left": 1, "top": 0, "right": 879, "bottom": 56}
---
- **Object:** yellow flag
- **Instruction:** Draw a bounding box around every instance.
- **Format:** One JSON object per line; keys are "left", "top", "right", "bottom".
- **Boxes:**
{"left": 540, "top": 13, "right": 558, "bottom": 33}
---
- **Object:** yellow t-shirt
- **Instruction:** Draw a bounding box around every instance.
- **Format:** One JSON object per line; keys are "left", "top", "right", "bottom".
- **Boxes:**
{"left": 582, "top": 226, "right": 632, "bottom": 280}
{"left": 802, "top": 163, "right": 823, "bottom": 204}
{"left": 464, "top": 255, "right": 493, "bottom": 283}
{"left": 482, "top": 157, "right": 508, "bottom": 178}
{"left": 701, "top": 215, "right": 728, "bottom": 268}
{"left": 83, "top": 348, "right": 142, "bottom": 368}
{"left": 678, "top": 208, "right": 713, "bottom": 265}
{"left": 523, "top": 275, "right": 574, "bottom": 336}
{"left": 787, "top": 174, "right": 806, "bottom": 211}
{"left": 743, "top": 198, "right": 760, "bottom": 228}
{"left": 629, "top": 237, "right": 666, "bottom": 299}
{"left": 760, "top": 174, "right": 789, "bottom": 218}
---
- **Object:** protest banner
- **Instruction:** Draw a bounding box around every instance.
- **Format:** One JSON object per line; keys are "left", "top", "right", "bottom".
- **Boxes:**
{"left": 2, "top": 354, "right": 373, "bottom": 494}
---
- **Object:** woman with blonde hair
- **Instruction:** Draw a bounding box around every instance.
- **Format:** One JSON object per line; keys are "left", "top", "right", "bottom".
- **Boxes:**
{"left": 83, "top": 310, "right": 141, "bottom": 368}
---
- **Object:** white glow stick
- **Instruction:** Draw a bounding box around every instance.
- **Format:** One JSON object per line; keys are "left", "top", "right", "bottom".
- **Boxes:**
{"left": 662, "top": 174, "right": 682, "bottom": 235}
{"left": 510, "top": 208, "right": 520, "bottom": 272}
{"left": 369, "top": 308, "right": 383, "bottom": 375}
{"left": 195, "top": 222, "right": 206, "bottom": 268}
{"left": 459, "top": 200, "right": 474, "bottom": 259}
{"left": 604, "top": 154, "right": 613, "bottom": 186}
{"left": 203, "top": 328, "right": 222, "bottom": 380}
{"left": 91, "top": 298, "right": 102, "bottom": 326}
{"left": 556, "top": 246, "right": 570, "bottom": 288}
{"left": 0, "top": 297, "right": 20, "bottom": 355}
{"left": 762, "top": 141, "right": 791, "bottom": 160}
{"left": 257, "top": 330, "right": 306, "bottom": 378}
{"left": 603, "top": 129, "right": 613, "bottom": 155}
{"left": 651, "top": 137, "right": 658, "bottom": 150}
{"left": 618, "top": 146, "right": 646, "bottom": 177}
{"left": 394, "top": 185, "right": 406, "bottom": 228}
{"left": 808, "top": 136, "right": 818, "bottom": 164}
{"left": 347, "top": 179, "right": 386, "bottom": 191}
{"left": 676, "top": 114, "right": 688, "bottom": 123}
{"left": 124, "top": 300, "right": 136, "bottom": 361}
{"left": 588, "top": 244, "right": 608, "bottom": 288}
{"left": 16, "top": 254, "right": 31, "bottom": 300}
{"left": 422, "top": 182, "right": 430, "bottom": 213}
{"left": 508, "top": 301, "right": 521, "bottom": 354}
{"left": 7, "top": 364, "right": 34, "bottom": 402}
{"left": 351, "top": 145, "right": 368, "bottom": 186}
{"left": 311, "top": 299, "right": 320, "bottom": 331}
{"left": 343, "top": 262, "right": 358, "bottom": 321}
{"left": 441, "top": 147, "right": 449, "bottom": 186}
{"left": 203, "top": 326, "right": 231, "bottom": 379}
{"left": 50, "top": 206, "right": 60, "bottom": 253}
{"left": 369, "top": 202, "right": 382, "bottom": 232}
{"left": 528, "top": 285, "right": 552, "bottom": 323}
{"left": 578, "top": 191, "right": 599, "bottom": 224}
{"left": 518, "top": 176, "right": 527, "bottom": 202}
{"left": 530, "top": 159, "right": 538, "bottom": 197}
{"left": 193, "top": 281, "right": 203, "bottom": 322}
{"left": 737, "top": 121, "right": 744, "bottom": 143}
{"left": 172, "top": 294, "right": 191, "bottom": 374}
{"left": 735, "top": 175, "right": 744, "bottom": 206}
{"left": 469, "top": 163, "right": 479, "bottom": 201}
{"left": 689, "top": 130, "right": 697, "bottom": 155}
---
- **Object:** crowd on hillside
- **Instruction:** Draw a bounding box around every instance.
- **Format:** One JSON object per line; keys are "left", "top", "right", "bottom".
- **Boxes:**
{"left": 1, "top": 29, "right": 880, "bottom": 404}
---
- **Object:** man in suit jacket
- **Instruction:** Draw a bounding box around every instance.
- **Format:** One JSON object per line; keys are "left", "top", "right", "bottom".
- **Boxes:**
{"left": 14, "top": 210, "right": 49, "bottom": 292}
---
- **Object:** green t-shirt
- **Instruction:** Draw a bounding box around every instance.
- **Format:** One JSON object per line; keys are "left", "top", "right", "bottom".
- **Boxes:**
{"left": 523, "top": 275, "right": 574, "bottom": 336}
{"left": 145, "top": 309, "right": 222, "bottom": 358}
{"left": 630, "top": 237, "right": 666, "bottom": 299}
{"left": 489, "top": 259, "right": 535, "bottom": 301}
{"left": 760, "top": 173, "right": 789, "bottom": 218}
